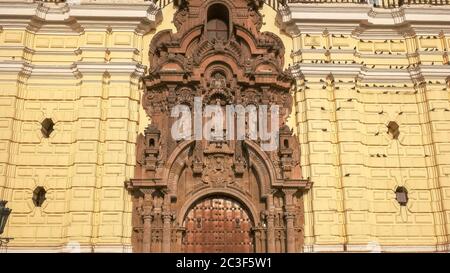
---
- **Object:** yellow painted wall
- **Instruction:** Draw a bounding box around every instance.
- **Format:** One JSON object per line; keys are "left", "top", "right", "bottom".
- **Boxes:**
{"left": 0, "top": 2, "right": 171, "bottom": 252}
{"left": 290, "top": 25, "right": 450, "bottom": 251}
{"left": 1, "top": 1, "right": 450, "bottom": 252}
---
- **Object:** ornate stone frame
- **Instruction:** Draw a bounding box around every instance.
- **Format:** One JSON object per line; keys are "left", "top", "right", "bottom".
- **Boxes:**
{"left": 127, "top": 0, "right": 311, "bottom": 253}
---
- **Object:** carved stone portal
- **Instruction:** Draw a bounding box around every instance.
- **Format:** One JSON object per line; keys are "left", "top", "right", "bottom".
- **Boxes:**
{"left": 127, "top": 0, "right": 311, "bottom": 253}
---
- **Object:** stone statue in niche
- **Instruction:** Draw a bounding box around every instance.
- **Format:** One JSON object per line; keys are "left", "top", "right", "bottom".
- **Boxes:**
{"left": 152, "top": 193, "right": 163, "bottom": 210}
{"left": 234, "top": 156, "right": 246, "bottom": 175}
{"left": 192, "top": 155, "right": 203, "bottom": 175}
{"left": 211, "top": 72, "right": 227, "bottom": 89}
{"left": 174, "top": 3, "right": 189, "bottom": 31}
{"left": 247, "top": 6, "right": 263, "bottom": 33}
{"left": 205, "top": 72, "right": 232, "bottom": 105}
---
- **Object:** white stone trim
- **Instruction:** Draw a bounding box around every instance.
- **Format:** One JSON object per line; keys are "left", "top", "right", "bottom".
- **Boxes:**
{"left": 307, "top": 244, "right": 346, "bottom": 252}
{"left": 304, "top": 244, "right": 447, "bottom": 253}
{"left": 279, "top": 4, "right": 450, "bottom": 37}
{"left": 377, "top": 245, "right": 438, "bottom": 253}
{"left": 0, "top": 62, "right": 146, "bottom": 81}
{"left": 4, "top": 243, "right": 448, "bottom": 253}
{"left": 92, "top": 244, "right": 133, "bottom": 253}
{"left": 0, "top": 2, "right": 162, "bottom": 34}
{"left": 291, "top": 63, "right": 450, "bottom": 81}
{"left": 5, "top": 244, "right": 133, "bottom": 253}
{"left": 292, "top": 64, "right": 363, "bottom": 78}
{"left": 420, "top": 66, "right": 450, "bottom": 78}
{"left": 0, "top": 2, "right": 160, "bottom": 20}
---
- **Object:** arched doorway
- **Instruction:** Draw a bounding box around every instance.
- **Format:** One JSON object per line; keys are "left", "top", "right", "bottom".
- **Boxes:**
{"left": 182, "top": 196, "right": 254, "bottom": 253}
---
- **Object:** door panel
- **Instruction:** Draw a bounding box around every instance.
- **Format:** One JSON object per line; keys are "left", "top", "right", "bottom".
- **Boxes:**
{"left": 183, "top": 196, "right": 254, "bottom": 253}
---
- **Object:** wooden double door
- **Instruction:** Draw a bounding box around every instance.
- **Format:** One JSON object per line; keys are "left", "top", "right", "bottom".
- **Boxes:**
{"left": 182, "top": 196, "right": 254, "bottom": 253}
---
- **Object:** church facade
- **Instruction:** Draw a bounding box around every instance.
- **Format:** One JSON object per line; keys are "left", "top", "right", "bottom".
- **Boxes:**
{"left": 1, "top": 0, "right": 450, "bottom": 252}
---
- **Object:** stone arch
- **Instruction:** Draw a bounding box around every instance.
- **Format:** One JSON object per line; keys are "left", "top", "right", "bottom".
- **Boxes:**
{"left": 244, "top": 140, "right": 279, "bottom": 191}
{"left": 177, "top": 188, "right": 260, "bottom": 226}
{"left": 181, "top": 192, "right": 256, "bottom": 253}
{"left": 202, "top": 0, "right": 235, "bottom": 26}
{"left": 161, "top": 139, "right": 277, "bottom": 200}
{"left": 162, "top": 139, "right": 195, "bottom": 196}
{"left": 205, "top": 2, "right": 231, "bottom": 40}
{"left": 197, "top": 53, "right": 244, "bottom": 78}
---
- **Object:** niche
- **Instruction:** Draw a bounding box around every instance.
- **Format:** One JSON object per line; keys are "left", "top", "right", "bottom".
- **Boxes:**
{"left": 206, "top": 3, "right": 229, "bottom": 41}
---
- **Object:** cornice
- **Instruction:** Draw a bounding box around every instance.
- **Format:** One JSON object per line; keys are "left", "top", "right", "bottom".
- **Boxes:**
{"left": 0, "top": 61, "right": 32, "bottom": 84}
{"left": 278, "top": 3, "right": 450, "bottom": 36}
{"left": 291, "top": 62, "right": 450, "bottom": 81}
{"left": 74, "top": 62, "right": 146, "bottom": 74}
{"left": 291, "top": 63, "right": 362, "bottom": 78}
{"left": 0, "top": 2, "right": 162, "bottom": 34}
{"left": 0, "top": 60, "right": 146, "bottom": 85}
{"left": 0, "top": 61, "right": 28, "bottom": 74}
{"left": 420, "top": 65, "right": 450, "bottom": 78}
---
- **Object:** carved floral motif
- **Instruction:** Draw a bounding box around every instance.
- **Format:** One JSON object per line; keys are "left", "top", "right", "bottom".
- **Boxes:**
{"left": 201, "top": 155, "right": 234, "bottom": 185}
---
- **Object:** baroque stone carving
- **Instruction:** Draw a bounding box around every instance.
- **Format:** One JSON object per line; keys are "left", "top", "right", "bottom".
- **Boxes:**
{"left": 127, "top": 0, "right": 311, "bottom": 253}
{"left": 202, "top": 154, "right": 234, "bottom": 185}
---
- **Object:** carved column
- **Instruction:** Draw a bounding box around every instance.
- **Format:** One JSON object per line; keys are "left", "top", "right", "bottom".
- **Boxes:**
{"left": 266, "top": 212, "right": 276, "bottom": 253}
{"left": 175, "top": 228, "right": 184, "bottom": 253}
{"left": 283, "top": 189, "right": 298, "bottom": 253}
{"left": 284, "top": 211, "right": 296, "bottom": 253}
{"left": 253, "top": 225, "right": 265, "bottom": 253}
{"left": 142, "top": 213, "right": 153, "bottom": 253}
{"left": 162, "top": 212, "right": 172, "bottom": 252}
{"left": 141, "top": 189, "right": 155, "bottom": 253}
{"left": 265, "top": 194, "right": 276, "bottom": 253}
{"left": 254, "top": 229, "right": 262, "bottom": 253}
{"left": 162, "top": 194, "right": 172, "bottom": 253}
